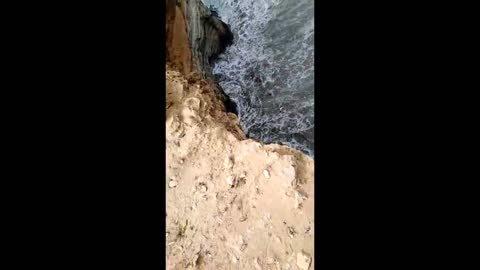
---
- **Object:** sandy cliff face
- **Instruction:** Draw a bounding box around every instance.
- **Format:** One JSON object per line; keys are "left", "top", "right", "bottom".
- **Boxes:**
{"left": 166, "top": 1, "right": 315, "bottom": 269}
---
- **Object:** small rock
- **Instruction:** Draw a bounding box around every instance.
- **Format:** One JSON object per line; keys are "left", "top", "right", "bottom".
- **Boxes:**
{"left": 226, "top": 175, "right": 235, "bottom": 187}
{"left": 296, "top": 251, "right": 312, "bottom": 270}
{"left": 197, "top": 183, "right": 208, "bottom": 193}
{"left": 218, "top": 204, "right": 228, "bottom": 213}
{"left": 169, "top": 180, "right": 178, "bottom": 188}
{"left": 287, "top": 226, "right": 296, "bottom": 238}
{"left": 263, "top": 169, "right": 270, "bottom": 178}
{"left": 266, "top": 257, "right": 275, "bottom": 264}
{"left": 294, "top": 191, "right": 303, "bottom": 209}
{"left": 224, "top": 156, "right": 234, "bottom": 169}
{"left": 179, "top": 159, "right": 184, "bottom": 164}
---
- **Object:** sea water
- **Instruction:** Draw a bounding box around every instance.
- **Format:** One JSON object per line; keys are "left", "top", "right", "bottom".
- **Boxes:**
{"left": 203, "top": 0, "right": 314, "bottom": 156}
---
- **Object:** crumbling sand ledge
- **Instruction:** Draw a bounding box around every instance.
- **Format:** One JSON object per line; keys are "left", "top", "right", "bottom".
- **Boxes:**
{"left": 166, "top": 1, "right": 314, "bottom": 269}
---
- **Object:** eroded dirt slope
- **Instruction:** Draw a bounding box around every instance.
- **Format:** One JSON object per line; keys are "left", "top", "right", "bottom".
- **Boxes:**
{"left": 166, "top": 67, "right": 315, "bottom": 270}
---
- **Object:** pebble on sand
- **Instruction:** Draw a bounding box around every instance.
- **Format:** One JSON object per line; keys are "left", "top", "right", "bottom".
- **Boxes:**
{"left": 226, "top": 175, "right": 235, "bottom": 187}
{"left": 224, "top": 156, "right": 234, "bottom": 169}
{"left": 169, "top": 180, "right": 178, "bottom": 188}
{"left": 263, "top": 169, "right": 270, "bottom": 178}
{"left": 197, "top": 183, "right": 207, "bottom": 193}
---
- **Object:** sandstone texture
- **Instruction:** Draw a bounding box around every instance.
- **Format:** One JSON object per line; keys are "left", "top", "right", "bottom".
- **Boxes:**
{"left": 166, "top": 1, "right": 314, "bottom": 269}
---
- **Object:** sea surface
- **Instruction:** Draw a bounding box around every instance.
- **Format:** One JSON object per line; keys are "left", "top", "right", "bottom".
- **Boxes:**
{"left": 202, "top": 0, "right": 314, "bottom": 156}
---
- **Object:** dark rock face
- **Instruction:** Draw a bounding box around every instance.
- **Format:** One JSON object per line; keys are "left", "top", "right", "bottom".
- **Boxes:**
{"left": 180, "top": 0, "right": 234, "bottom": 78}
{"left": 175, "top": 0, "right": 237, "bottom": 115}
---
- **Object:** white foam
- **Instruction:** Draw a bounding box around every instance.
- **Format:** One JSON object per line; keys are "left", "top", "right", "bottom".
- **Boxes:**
{"left": 209, "top": 0, "right": 315, "bottom": 156}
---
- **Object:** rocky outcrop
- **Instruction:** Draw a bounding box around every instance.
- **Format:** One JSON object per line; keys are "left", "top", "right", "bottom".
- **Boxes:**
{"left": 167, "top": 0, "right": 233, "bottom": 78}
{"left": 166, "top": 0, "right": 236, "bottom": 113}
{"left": 180, "top": 0, "right": 233, "bottom": 77}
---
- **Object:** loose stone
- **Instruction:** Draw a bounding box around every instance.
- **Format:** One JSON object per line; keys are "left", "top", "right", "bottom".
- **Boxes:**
{"left": 169, "top": 180, "right": 178, "bottom": 188}
{"left": 226, "top": 175, "right": 235, "bottom": 187}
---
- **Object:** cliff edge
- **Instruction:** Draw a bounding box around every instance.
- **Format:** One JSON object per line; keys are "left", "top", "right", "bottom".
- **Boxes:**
{"left": 166, "top": 1, "right": 315, "bottom": 269}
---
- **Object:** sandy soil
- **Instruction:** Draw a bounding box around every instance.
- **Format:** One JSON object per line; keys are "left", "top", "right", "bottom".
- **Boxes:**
{"left": 166, "top": 5, "right": 314, "bottom": 269}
